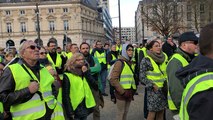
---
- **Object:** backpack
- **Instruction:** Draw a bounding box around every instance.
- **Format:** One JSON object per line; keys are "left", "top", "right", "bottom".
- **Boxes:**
{"left": 107, "top": 59, "right": 124, "bottom": 81}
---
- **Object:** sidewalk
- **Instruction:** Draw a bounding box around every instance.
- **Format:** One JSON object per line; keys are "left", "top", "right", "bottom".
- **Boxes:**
{"left": 88, "top": 85, "right": 145, "bottom": 120}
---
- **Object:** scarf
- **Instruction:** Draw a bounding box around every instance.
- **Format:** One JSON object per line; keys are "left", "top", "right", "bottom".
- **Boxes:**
{"left": 69, "top": 64, "right": 83, "bottom": 76}
{"left": 147, "top": 50, "right": 165, "bottom": 64}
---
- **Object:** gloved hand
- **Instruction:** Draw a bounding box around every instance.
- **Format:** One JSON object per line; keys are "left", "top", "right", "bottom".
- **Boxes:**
{"left": 122, "top": 90, "right": 132, "bottom": 99}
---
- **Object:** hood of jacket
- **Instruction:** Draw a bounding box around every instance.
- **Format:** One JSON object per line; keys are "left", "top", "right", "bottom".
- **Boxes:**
{"left": 121, "top": 44, "right": 131, "bottom": 61}
{"left": 176, "top": 54, "right": 213, "bottom": 87}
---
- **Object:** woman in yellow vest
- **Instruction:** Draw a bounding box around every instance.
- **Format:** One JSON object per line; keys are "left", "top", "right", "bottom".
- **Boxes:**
{"left": 109, "top": 44, "right": 136, "bottom": 120}
{"left": 140, "top": 40, "right": 167, "bottom": 120}
{"left": 62, "top": 53, "right": 97, "bottom": 120}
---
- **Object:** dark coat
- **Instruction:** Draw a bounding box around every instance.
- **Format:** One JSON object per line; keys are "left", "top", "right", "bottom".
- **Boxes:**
{"left": 162, "top": 41, "right": 177, "bottom": 58}
{"left": 176, "top": 55, "right": 213, "bottom": 120}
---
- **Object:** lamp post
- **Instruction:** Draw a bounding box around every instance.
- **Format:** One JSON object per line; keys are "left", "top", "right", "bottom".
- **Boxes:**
{"left": 118, "top": 0, "right": 121, "bottom": 43}
{"left": 35, "top": 0, "right": 42, "bottom": 46}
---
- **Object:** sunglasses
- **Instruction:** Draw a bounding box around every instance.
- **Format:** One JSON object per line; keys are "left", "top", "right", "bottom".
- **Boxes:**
{"left": 40, "top": 52, "right": 47, "bottom": 55}
{"left": 27, "top": 45, "right": 41, "bottom": 50}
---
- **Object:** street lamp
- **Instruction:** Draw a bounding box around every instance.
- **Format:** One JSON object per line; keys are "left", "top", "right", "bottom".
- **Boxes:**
{"left": 36, "top": 2, "right": 42, "bottom": 46}
{"left": 33, "top": 0, "right": 43, "bottom": 46}
{"left": 118, "top": 0, "right": 121, "bottom": 43}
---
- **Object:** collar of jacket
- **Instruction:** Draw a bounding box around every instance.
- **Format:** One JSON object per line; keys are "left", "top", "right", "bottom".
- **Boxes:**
{"left": 176, "top": 47, "right": 194, "bottom": 62}
{"left": 176, "top": 55, "right": 213, "bottom": 87}
{"left": 18, "top": 58, "right": 43, "bottom": 71}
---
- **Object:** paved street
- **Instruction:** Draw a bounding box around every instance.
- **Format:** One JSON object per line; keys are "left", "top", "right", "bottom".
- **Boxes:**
{"left": 88, "top": 84, "right": 145, "bottom": 120}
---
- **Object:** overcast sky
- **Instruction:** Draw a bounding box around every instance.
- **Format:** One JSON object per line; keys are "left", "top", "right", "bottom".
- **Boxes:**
{"left": 109, "top": 0, "right": 141, "bottom": 27}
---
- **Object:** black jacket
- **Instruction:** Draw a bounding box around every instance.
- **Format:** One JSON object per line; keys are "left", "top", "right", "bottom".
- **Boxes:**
{"left": 162, "top": 41, "right": 177, "bottom": 58}
{"left": 62, "top": 70, "right": 98, "bottom": 119}
{"left": 176, "top": 55, "right": 213, "bottom": 120}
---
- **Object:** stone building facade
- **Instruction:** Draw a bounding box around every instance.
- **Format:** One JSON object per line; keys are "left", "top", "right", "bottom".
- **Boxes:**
{"left": 0, "top": 0, "right": 105, "bottom": 48}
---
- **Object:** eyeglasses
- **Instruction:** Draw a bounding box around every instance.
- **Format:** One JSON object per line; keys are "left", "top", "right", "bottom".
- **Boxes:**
{"left": 76, "top": 58, "right": 84, "bottom": 61}
{"left": 26, "top": 45, "right": 41, "bottom": 50}
{"left": 127, "top": 49, "right": 134, "bottom": 51}
{"left": 40, "top": 52, "right": 47, "bottom": 55}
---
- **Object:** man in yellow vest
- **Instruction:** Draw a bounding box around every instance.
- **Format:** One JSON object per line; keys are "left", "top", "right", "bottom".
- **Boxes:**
{"left": 0, "top": 40, "right": 64, "bottom": 120}
{"left": 91, "top": 40, "right": 108, "bottom": 96}
{"left": 177, "top": 23, "right": 213, "bottom": 120}
{"left": 116, "top": 39, "right": 122, "bottom": 54}
{"left": 47, "top": 40, "right": 66, "bottom": 77}
{"left": 166, "top": 32, "right": 198, "bottom": 119}
{"left": 109, "top": 44, "right": 136, "bottom": 120}
{"left": 80, "top": 42, "right": 104, "bottom": 120}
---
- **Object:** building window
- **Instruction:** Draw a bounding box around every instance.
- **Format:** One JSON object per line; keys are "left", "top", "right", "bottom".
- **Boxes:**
{"left": 48, "top": 8, "right": 54, "bottom": 13}
{"left": 200, "top": 4, "right": 204, "bottom": 13}
{"left": 63, "top": 8, "right": 68, "bottom": 13}
{"left": 49, "top": 21, "right": 55, "bottom": 31}
{"left": 64, "top": 20, "right": 69, "bottom": 31}
{"left": 187, "top": 5, "right": 191, "bottom": 12}
{"left": 20, "top": 10, "right": 25, "bottom": 15}
{"left": 6, "top": 23, "right": 12, "bottom": 33}
{"left": 20, "top": 22, "right": 26, "bottom": 32}
{"left": 5, "top": 10, "right": 11, "bottom": 15}
{"left": 187, "top": 12, "right": 192, "bottom": 21}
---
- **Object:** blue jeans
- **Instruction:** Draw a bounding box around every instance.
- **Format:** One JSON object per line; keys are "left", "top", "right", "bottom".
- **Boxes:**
{"left": 100, "top": 69, "right": 107, "bottom": 93}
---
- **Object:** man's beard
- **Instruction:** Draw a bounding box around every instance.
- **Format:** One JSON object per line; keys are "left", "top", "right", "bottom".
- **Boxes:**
{"left": 82, "top": 51, "right": 89, "bottom": 57}
{"left": 50, "top": 48, "right": 56, "bottom": 53}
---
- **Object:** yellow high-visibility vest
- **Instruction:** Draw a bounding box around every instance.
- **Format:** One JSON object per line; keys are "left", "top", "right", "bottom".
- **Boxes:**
{"left": 94, "top": 51, "right": 106, "bottom": 64}
{"left": 0, "top": 102, "right": 3, "bottom": 113}
{"left": 64, "top": 72, "right": 96, "bottom": 110}
{"left": 179, "top": 72, "right": 213, "bottom": 120}
{"left": 120, "top": 62, "right": 136, "bottom": 90}
{"left": 47, "top": 53, "right": 62, "bottom": 69}
{"left": 9, "top": 63, "right": 57, "bottom": 120}
{"left": 146, "top": 55, "right": 167, "bottom": 88}
{"left": 107, "top": 54, "right": 117, "bottom": 70}
{"left": 167, "top": 53, "right": 189, "bottom": 110}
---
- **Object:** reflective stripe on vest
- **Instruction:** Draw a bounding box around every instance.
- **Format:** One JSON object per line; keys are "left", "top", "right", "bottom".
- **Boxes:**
{"left": 146, "top": 56, "right": 167, "bottom": 87}
{"left": 180, "top": 73, "right": 213, "bottom": 120}
{"left": 167, "top": 53, "right": 189, "bottom": 110}
{"left": 51, "top": 102, "right": 65, "bottom": 120}
{"left": 9, "top": 63, "right": 57, "bottom": 120}
{"left": 47, "top": 53, "right": 62, "bottom": 68}
{"left": 11, "top": 93, "right": 46, "bottom": 119}
{"left": 94, "top": 51, "right": 106, "bottom": 64}
{"left": 120, "top": 62, "right": 136, "bottom": 89}
{"left": 64, "top": 73, "right": 96, "bottom": 110}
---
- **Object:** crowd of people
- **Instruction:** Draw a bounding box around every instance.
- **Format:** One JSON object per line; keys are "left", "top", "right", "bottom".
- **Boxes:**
{"left": 0, "top": 23, "right": 213, "bottom": 120}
